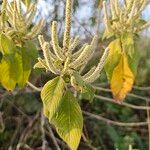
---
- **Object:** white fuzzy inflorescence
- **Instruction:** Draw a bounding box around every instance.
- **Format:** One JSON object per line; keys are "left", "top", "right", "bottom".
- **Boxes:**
{"left": 0, "top": 0, "right": 45, "bottom": 40}
{"left": 35, "top": 0, "right": 109, "bottom": 84}
{"left": 103, "top": 0, "right": 149, "bottom": 37}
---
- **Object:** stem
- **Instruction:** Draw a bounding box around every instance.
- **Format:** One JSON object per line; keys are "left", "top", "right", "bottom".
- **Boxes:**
{"left": 95, "top": 95, "right": 150, "bottom": 110}
{"left": 83, "top": 111, "right": 148, "bottom": 127}
{"left": 27, "top": 81, "right": 42, "bottom": 92}
{"left": 93, "top": 85, "right": 150, "bottom": 102}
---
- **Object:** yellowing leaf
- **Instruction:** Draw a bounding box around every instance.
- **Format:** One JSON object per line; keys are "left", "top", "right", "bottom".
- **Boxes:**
{"left": 0, "top": 53, "right": 22, "bottom": 91}
{"left": 0, "top": 58, "right": 16, "bottom": 90}
{"left": 0, "top": 34, "right": 16, "bottom": 54}
{"left": 110, "top": 53, "right": 134, "bottom": 102}
{"left": 41, "top": 76, "right": 65, "bottom": 120}
{"left": 42, "top": 80, "right": 83, "bottom": 150}
{"left": 104, "top": 39, "right": 122, "bottom": 80}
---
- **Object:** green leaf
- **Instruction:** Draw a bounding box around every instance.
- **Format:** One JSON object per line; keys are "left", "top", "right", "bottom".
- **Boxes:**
{"left": 51, "top": 90, "right": 83, "bottom": 150}
{"left": 80, "top": 84, "right": 95, "bottom": 102}
{"left": 17, "top": 47, "right": 32, "bottom": 87}
{"left": 104, "top": 39, "right": 122, "bottom": 80}
{"left": 73, "top": 72, "right": 95, "bottom": 101}
{"left": 127, "top": 46, "right": 140, "bottom": 76}
{"left": 121, "top": 33, "right": 140, "bottom": 76}
{"left": 17, "top": 41, "right": 38, "bottom": 87}
{"left": 0, "top": 34, "right": 16, "bottom": 55}
{"left": 121, "top": 33, "right": 134, "bottom": 47}
{"left": 41, "top": 76, "right": 65, "bottom": 120}
{"left": 24, "top": 40, "right": 38, "bottom": 65}
{"left": 0, "top": 53, "right": 22, "bottom": 91}
{"left": 121, "top": 32, "right": 135, "bottom": 58}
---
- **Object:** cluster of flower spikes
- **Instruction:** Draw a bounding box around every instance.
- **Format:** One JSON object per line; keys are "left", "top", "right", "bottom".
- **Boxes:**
{"left": 35, "top": 0, "right": 109, "bottom": 85}
{"left": 103, "top": 0, "right": 150, "bottom": 38}
{"left": 0, "top": 0, "right": 45, "bottom": 41}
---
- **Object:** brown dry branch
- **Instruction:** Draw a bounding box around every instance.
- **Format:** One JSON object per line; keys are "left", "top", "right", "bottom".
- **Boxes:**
{"left": 133, "top": 86, "right": 150, "bottom": 91}
{"left": 93, "top": 86, "right": 150, "bottom": 102}
{"left": 83, "top": 111, "right": 148, "bottom": 127}
{"left": 95, "top": 95, "right": 150, "bottom": 110}
{"left": 46, "top": 122, "right": 61, "bottom": 150}
{"left": 17, "top": 111, "right": 40, "bottom": 149}
{"left": 8, "top": 117, "right": 23, "bottom": 150}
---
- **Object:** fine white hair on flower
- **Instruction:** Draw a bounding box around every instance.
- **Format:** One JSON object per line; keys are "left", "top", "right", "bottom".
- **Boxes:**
{"left": 103, "top": 0, "right": 150, "bottom": 38}
{"left": 1, "top": 0, "right": 45, "bottom": 40}
{"left": 35, "top": 0, "right": 110, "bottom": 84}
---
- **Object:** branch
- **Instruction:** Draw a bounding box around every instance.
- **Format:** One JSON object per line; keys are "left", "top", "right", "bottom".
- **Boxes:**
{"left": 3, "top": 93, "right": 30, "bottom": 119}
{"left": 93, "top": 86, "right": 150, "bottom": 102}
{"left": 17, "top": 111, "right": 40, "bottom": 147}
{"left": 46, "top": 122, "right": 61, "bottom": 150}
{"left": 128, "top": 93, "right": 150, "bottom": 102}
{"left": 95, "top": 95, "right": 150, "bottom": 110}
{"left": 93, "top": 83, "right": 150, "bottom": 91}
{"left": 133, "top": 86, "right": 150, "bottom": 91}
{"left": 83, "top": 111, "right": 148, "bottom": 127}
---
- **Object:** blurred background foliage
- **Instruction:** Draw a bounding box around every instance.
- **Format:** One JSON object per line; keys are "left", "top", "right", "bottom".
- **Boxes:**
{"left": 0, "top": 0, "right": 150, "bottom": 149}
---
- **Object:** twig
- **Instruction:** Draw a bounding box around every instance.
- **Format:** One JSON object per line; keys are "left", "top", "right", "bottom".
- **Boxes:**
{"left": 9, "top": 117, "right": 23, "bottom": 150}
{"left": 7, "top": 99, "right": 30, "bottom": 119}
{"left": 41, "top": 111, "right": 47, "bottom": 150}
{"left": 45, "top": 129, "right": 68, "bottom": 149}
{"left": 95, "top": 95, "right": 150, "bottom": 110}
{"left": 73, "top": 15, "right": 93, "bottom": 37}
{"left": 16, "top": 143, "right": 33, "bottom": 150}
{"left": 83, "top": 111, "right": 148, "bottom": 127}
{"left": 46, "top": 122, "right": 61, "bottom": 150}
{"left": 17, "top": 112, "right": 40, "bottom": 149}
{"left": 82, "top": 133, "right": 95, "bottom": 149}
{"left": 0, "top": 112, "right": 5, "bottom": 133}
{"left": 128, "top": 93, "right": 150, "bottom": 102}
{"left": 27, "top": 81, "right": 42, "bottom": 92}
{"left": 93, "top": 86, "right": 150, "bottom": 102}
{"left": 133, "top": 86, "right": 150, "bottom": 91}
{"left": 2, "top": 93, "right": 30, "bottom": 119}
{"left": 93, "top": 83, "right": 150, "bottom": 91}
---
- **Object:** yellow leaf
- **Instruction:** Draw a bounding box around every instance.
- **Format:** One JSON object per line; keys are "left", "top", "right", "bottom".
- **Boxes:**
{"left": 110, "top": 53, "right": 134, "bottom": 102}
